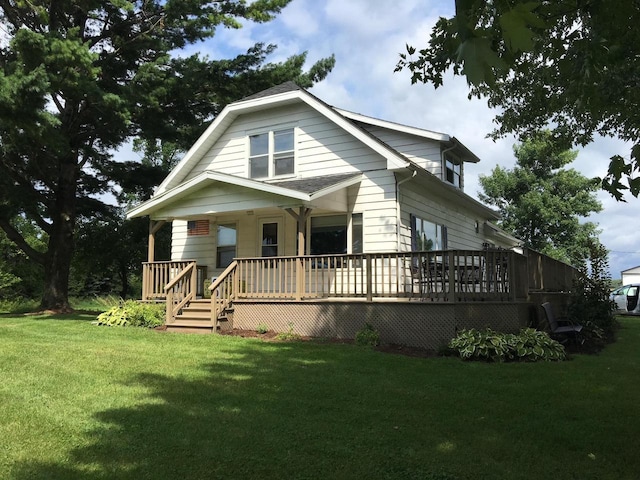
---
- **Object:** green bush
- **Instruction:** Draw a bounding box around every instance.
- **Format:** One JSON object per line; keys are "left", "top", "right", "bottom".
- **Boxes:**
{"left": 256, "top": 323, "right": 269, "bottom": 334}
{"left": 355, "top": 323, "right": 380, "bottom": 347}
{"left": 95, "top": 300, "right": 164, "bottom": 328}
{"left": 448, "top": 328, "right": 566, "bottom": 362}
{"left": 275, "top": 322, "right": 300, "bottom": 341}
{"left": 568, "top": 239, "right": 618, "bottom": 342}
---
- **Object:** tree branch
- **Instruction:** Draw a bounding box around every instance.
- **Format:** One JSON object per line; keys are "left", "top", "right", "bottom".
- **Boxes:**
{"left": 0, "top": 217, "right": 46, "bottom": 265}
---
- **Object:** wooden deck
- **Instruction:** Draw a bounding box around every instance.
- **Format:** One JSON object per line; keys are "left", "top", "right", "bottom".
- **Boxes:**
{"left": 141, "top": 249, "right": 577, "bottom": 331}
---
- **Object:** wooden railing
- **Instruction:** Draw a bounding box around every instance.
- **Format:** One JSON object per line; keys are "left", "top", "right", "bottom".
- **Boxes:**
{"left": 142, "top": 249, "right": 575, "bottom": 323}
{"left": 231, "top": 249, "right": 542, "bottom": 302}
{"left": 209, "top": 261, "right": 239, "bottom": 322}
{"left": 164, "top": 262, "right": 197, "bottom": 324}
{"left": 142, "top": 261, "right": 207, "bottom": 301}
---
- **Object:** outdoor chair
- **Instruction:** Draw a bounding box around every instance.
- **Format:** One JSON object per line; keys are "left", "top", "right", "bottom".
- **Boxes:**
{"left": 541, "top": 302, "right": 583, "bottom": 343}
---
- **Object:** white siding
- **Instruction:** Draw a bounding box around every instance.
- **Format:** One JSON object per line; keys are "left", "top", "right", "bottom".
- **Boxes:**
{"left": 348, "top": 169, "right": 398, "bottom": 252}
{"left": 357, "top": 123, "right": 442, "bottom": 176}
{"left": 172, "top": 212, "right": 299, "bottom": 276}
{"left": 398, "top": 180, "right": 486, "bottom": 251}
{"left": 184, "top": 103, "right": 387, "bottom": 183}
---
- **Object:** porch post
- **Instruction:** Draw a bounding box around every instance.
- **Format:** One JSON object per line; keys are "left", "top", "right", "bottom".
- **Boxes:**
{"left": 148, "top": 219, "right": 166, "bottom": 263}
{"left": 144, "top": 220, "right": 166, "bottom": 300}
{"left": 285, "top": 207, "right": 311, "bottom": 301}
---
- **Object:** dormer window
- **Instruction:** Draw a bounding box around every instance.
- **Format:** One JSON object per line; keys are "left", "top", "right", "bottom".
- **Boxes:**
{"left": 444, "top": 153, "right": 461, "bottom": 188}
{"left": 249, "top": 128, "right": 295, "bottom": 179}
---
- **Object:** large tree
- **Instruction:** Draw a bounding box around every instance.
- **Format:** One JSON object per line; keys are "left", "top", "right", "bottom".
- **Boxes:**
{"left": 0, "top": 0, "right": 334, "bottom": 311}
{"left": 396, "top": 0, "right": 640, "bottom": 199}
{"left": 479, "top": 131, "right": 602, "bottom": 265}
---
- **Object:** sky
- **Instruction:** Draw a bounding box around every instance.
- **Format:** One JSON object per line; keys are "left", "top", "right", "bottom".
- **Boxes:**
{"left": 174, "top": 0, "right": 639, "bottom": 279}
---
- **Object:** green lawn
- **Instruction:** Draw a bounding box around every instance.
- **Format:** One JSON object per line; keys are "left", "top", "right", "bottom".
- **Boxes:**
{"left": 1, "top": 313, "right": 638, "bottom": 480}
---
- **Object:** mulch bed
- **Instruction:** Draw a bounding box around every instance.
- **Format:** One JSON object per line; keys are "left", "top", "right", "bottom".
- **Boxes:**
{"left": 218, "top": 328, "right": 436, "bottom": 358}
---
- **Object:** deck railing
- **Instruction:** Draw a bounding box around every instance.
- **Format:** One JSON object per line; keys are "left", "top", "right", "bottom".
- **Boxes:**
{"left": 164, "top": 261, "right": 197, "bottom": 324}
{"left": 142, "top": 261, "right": 207, "bottom": 301}
{"left": 142, "top": 249, "right": 576, "bottom": 323}
{"left": 232, "top": 249, "right": 534, "bottom": 302}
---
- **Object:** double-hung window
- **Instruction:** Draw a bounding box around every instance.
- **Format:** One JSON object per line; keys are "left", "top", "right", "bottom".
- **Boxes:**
{"left": 249, "top": 128, "right": 295, "bottom": 179}
{"left": 444, "top": 153, "right": 461, "bottom": 188}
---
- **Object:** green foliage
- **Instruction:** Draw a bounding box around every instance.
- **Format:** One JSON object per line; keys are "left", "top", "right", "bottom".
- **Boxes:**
{"left": 568, "top": 239, "right": 618, "bottom": 343}
{"left": 397, "top": 0, "right": 640, "bottom": 199}
{"left": 256, "top": 323, "right": 269, "bottom": 334}
{"left": 448, "top": 328, "right": 566, "bottom": 362}
{"left": 355, "top": 323, "right": 380, "bottom": 347}
{"left": 275, "top": 322, "right": 300, "bottom": 341}
{"left": 0, "top": 0, "right": 334, "bottom": 310}
{"left": 479, "top": 130, "right": 602, "bottom": 266}
{"left": 95, "top": 300, "right": 164, "bottom": 328}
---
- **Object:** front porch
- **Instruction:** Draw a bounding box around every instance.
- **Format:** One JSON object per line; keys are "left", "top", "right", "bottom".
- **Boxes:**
{"left": 141, "top": 248, "right": 577, "bottom": 344}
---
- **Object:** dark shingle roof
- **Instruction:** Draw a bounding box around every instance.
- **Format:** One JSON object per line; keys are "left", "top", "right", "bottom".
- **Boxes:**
{"left": 241, "top": 81, "right": 302, "bottom": 102}
{"left": 268, "top": 173, "right": 361, "bottom": 195}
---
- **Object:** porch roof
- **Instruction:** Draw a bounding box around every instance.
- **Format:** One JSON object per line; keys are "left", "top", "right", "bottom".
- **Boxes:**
{"left": 126, "top": 171, "right": 362, "bottom": 220}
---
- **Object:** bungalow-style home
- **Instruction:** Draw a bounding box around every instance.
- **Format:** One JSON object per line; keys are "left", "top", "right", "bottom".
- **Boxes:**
{"left": 127, "top": 82, "right": 575, "bottom": 348}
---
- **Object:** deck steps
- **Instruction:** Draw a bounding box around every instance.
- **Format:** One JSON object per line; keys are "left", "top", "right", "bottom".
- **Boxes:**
{"left": 166, "top": 299, "right": 232, "bottom": 334}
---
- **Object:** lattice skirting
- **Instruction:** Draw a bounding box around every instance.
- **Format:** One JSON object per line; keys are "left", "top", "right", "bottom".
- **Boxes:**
{"left": 232, "top": 301, "right": 533, "bottom": 350}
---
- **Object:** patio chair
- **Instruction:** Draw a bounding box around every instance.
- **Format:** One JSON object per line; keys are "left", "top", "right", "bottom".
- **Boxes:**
{"left": 541, "top": 302, "right": 583, "bottom": 342}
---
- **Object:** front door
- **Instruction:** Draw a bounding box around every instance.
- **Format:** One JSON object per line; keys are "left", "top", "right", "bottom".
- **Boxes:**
{"left": 258, "top": 217, "right": 282, "bottom": 257}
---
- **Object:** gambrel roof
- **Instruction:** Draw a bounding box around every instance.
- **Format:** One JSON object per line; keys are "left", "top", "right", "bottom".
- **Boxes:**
{"left": 127, "top": 82, "right": 498, "bottom": 221}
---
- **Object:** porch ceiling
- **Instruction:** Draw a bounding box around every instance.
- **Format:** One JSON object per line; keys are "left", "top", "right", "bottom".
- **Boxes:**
{"left": 126, "top": 171, "right": 362, "bottom": 220}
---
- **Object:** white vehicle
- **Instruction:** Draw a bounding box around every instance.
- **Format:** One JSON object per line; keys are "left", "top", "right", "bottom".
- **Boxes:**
{"left": 610, "top": 284, "right": 640, "bottom": 315}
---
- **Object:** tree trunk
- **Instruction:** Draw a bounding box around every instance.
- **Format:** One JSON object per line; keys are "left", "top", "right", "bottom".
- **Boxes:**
{"left": 40, "top": 158, "right": 77, "bottom": 313}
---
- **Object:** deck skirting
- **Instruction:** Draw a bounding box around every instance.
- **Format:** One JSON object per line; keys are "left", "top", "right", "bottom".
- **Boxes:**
{"left": 232, "top": 300, "right": 532, "bottom": 350}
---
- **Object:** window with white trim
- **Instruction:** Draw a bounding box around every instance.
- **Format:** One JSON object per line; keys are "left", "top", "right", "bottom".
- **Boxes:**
{"left": 216, "top": 224, "right": 237, "bottom": 268}
{"left": 411, "top": 215, "right": 447, "bottom": 251}
{"left": 444, "top": 153, "right": 461, "bottom": 188}
{"left": 249, "top": 128, "right": 294, "bottom": 179}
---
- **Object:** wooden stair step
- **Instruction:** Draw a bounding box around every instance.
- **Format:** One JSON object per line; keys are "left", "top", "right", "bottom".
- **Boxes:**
{"left": 170, "top": 319, "right": 215, "bottom": 327}
{"left": 166, "top": 318, "right": 215, "bottom": 334}
{"left": 178, "top": 310, "right": 212, "bottom": 320}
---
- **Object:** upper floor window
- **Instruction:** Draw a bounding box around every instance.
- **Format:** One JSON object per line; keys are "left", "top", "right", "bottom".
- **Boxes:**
{"left": 249, "top": 128, "right": 295, "bottom": 179}
{"left": 444, "top": 153, "right": 461, "bottom": 188}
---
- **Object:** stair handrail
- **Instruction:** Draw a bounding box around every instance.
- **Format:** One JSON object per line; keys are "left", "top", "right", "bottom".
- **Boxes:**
{"left": 210, "top": 260, "right": 238, "bottom": 323}
{"left": 164, "top": 261, "right": 197, "bottom": 324}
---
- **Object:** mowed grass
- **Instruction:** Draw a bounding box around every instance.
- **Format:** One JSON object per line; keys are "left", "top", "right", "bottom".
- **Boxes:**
{"left": 1, "top": 313, "right": 639, "bottom": 480}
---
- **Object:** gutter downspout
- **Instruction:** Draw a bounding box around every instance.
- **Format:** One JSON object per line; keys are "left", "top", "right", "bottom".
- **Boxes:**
{"left": 396, "top": 169, "right": 417, "bottom": 251}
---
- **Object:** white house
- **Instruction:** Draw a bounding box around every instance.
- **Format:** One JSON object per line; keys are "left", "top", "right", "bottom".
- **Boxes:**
{"left": 128, "top": 82, "right": 519, "bottom": 265}
{"left": 127, "top": 82, "right": 572, "bottom": 345}
{"left": 622, "top": 266, "right": 640, "bottom": 285}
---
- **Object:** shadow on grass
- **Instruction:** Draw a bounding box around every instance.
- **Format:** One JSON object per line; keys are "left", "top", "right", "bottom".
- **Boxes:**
{"left": 9, "top": 341, "right": 460, "bottom": 480}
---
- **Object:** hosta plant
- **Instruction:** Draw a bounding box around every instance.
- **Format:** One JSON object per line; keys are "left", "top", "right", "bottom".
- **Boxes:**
{"left": 448, "top": 328, "right": 565, "bottom": 362}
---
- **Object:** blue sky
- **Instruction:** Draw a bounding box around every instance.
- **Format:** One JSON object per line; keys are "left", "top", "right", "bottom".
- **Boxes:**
{"left": 167, "top": 0, "right": 640, "bottom": 278}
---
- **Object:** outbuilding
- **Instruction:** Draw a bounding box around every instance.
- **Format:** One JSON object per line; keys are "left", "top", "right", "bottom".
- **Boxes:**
{"left": 622, "top": 266, "right": 640, "bottom": 285}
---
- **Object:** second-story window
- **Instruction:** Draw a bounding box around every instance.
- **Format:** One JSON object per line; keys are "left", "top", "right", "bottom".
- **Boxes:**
{"left": 444, "top": 153, "right": 461, "bottom": 188}
{"left": 249, "top": 128, "right": 295, "bottom": 179}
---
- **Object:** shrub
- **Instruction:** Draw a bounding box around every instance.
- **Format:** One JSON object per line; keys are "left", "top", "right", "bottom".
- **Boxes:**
{"left": 568, "top": 239, "right": 618, "bottom": 341}
{"left": 448, "top": 328, "right": 566, "bottom": 362}
{"left": 355, "top": 323, "right": 380, "bottom": 347}
{"left": 275, "top": 322, "right": 300, "bottom": 341}
{"left": 95, "top": 300, "right": 164, "bottom": 328}
{"left": 256, "top": 323, "right": 269, "bottom": 334}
